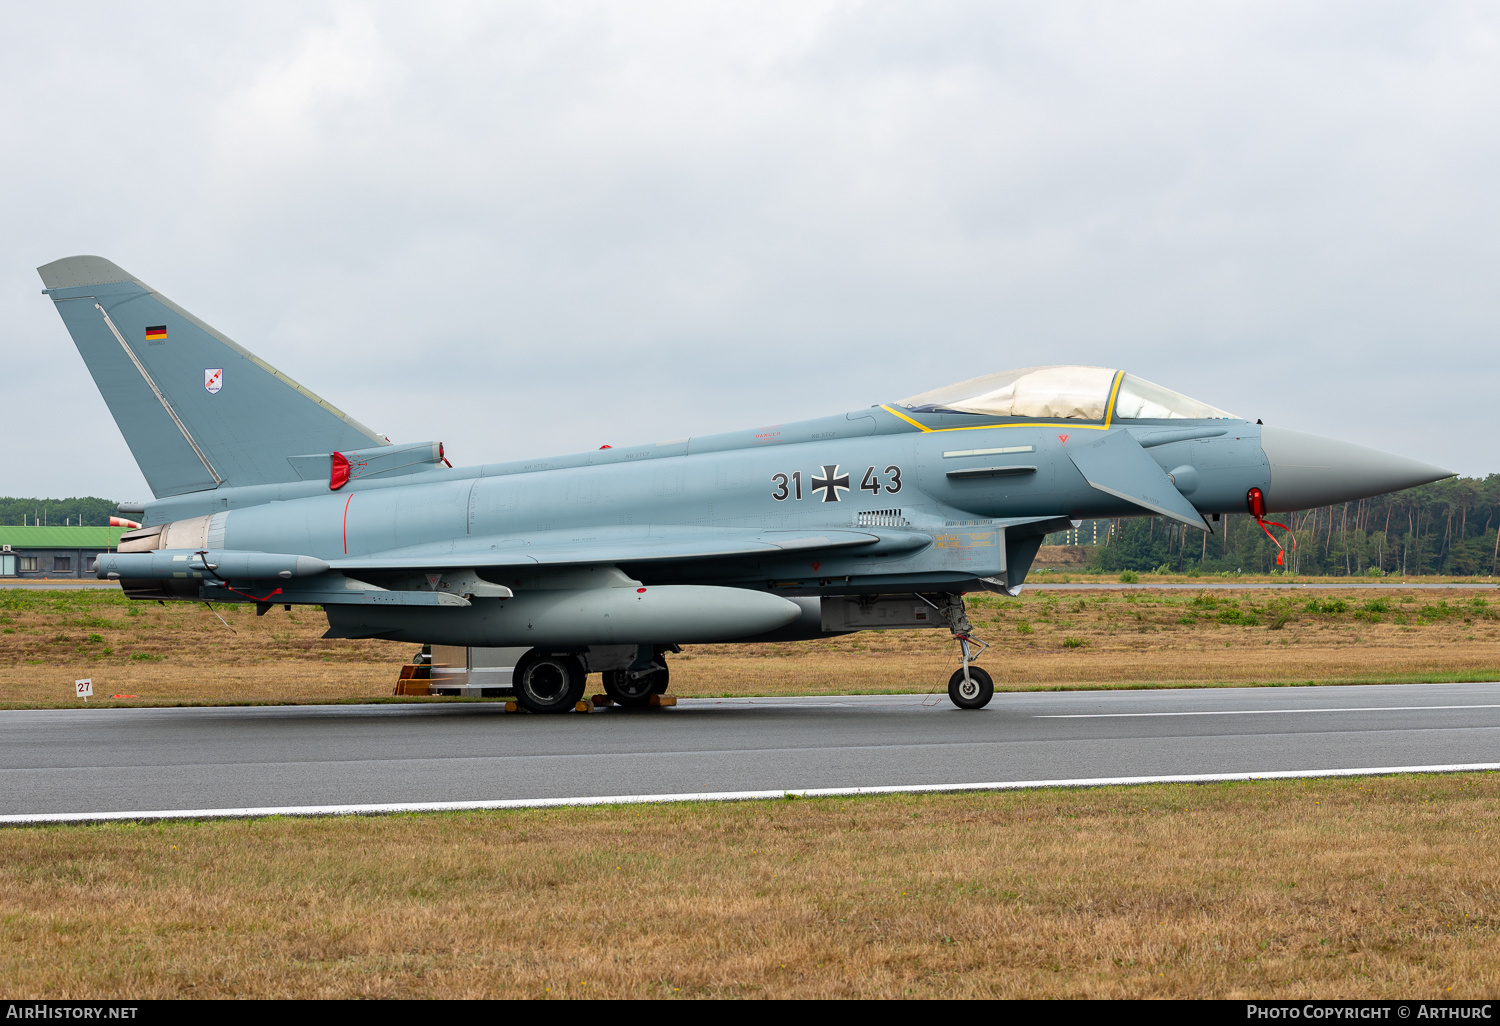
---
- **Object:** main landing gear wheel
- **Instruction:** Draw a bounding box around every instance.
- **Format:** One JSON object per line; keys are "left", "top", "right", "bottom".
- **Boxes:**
{"left": 948, "top": 666, "right": 994, "bottom": 710}
{"left": 602, "top": 663, "right": 670, "bottom": 708}
{"left": 513, "top": 652, "right": 587, "bottom": 713}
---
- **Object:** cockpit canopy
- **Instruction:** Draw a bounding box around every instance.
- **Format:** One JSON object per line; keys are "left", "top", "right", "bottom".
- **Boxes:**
{"left": 897, "top": 365, "right": 1236, "bottom": 421}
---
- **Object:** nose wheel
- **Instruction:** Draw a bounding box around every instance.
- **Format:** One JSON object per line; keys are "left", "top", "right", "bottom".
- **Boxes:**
{"left": 948, "top": 665, "right": 994, "bottom": 709}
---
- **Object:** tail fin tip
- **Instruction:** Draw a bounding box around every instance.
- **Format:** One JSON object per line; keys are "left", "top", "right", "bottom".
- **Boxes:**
{"left": 37, "top": 255, "right": 139, "bottom": 291}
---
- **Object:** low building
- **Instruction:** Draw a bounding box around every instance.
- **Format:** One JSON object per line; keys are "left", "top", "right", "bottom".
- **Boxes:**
{"left": 0, "top": 527, "right": 128, "bottom": 579}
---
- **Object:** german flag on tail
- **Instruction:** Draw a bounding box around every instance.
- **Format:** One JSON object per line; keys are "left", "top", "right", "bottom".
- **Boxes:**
{"left": 144, "top": 325, "right": 166, "bottom": 342}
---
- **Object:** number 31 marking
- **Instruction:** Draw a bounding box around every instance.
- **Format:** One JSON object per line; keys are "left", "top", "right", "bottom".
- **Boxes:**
{"left": 771, "top": 472, "right": 802, "bottom": 501}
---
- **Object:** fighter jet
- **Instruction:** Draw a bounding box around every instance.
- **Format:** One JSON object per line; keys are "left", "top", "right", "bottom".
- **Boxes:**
{"left": 39, "top": 255, "right": 1453, "bottom": 711}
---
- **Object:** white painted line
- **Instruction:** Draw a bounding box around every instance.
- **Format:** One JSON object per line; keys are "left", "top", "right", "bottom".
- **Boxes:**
{"left": 1036, "top": 704, "right": 1500, "bottom": 719}
{"left": 4, "top": 763, "right": 1500, "bottom": 826}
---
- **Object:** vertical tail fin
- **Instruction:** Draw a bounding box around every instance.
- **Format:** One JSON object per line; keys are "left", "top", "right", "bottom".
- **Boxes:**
{"left": 38, "top": 256, "right": 387, "bottom": 498}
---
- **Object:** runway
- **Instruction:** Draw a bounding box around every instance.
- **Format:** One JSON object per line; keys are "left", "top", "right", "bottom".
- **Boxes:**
{"left": 3, "top": 681, "right": 1499, "bottom": 823}
{"left": 2, "top": 580, "right": 1495, "bottom": 591}
{"left": 1026, "top": 581, "right": 1498, "bottom": 590}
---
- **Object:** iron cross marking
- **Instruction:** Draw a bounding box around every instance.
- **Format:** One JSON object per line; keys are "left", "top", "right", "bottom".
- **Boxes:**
{"left": 811, "top": 464, "right": 850, "bottom": 502}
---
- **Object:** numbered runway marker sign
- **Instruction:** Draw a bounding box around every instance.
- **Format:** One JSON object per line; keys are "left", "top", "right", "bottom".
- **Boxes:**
{"left": 75, "top": 678, "right": 93, "bottom": 702}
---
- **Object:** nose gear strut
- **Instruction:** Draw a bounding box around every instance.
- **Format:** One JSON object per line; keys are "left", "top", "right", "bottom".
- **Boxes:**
{"left": 916, "top": 593, "right": 995, "bottom": 709}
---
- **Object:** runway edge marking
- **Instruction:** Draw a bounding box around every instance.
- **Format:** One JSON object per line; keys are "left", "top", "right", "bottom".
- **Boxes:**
{"left": 1035, "top": 703, "right": 1500, "bottom": 718}
{"left": 5, "top": 763, "right": 1500, "bottom": 825}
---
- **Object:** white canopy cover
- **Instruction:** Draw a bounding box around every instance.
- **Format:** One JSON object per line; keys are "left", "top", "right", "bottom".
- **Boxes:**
{"left": 897, "top": 366, "right": 1235, "bottom": 421}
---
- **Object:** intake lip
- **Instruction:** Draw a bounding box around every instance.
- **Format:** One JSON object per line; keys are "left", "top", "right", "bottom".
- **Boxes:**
{"left": 1260, "top": 426, "right": 1454, "bottom": 513}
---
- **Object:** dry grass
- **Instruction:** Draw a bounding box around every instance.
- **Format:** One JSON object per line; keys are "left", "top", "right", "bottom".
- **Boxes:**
{"left": 0, "top": 586, "right": 1496, "bottom": 706}
{"left": 683, "top": 587, "right": 1500, "bottom": 697}
{"left": 1, "top": 774, "right": 1497, "bottom": 998}
{"left": 0, "top": 588, "right": 411, "bottom": 707}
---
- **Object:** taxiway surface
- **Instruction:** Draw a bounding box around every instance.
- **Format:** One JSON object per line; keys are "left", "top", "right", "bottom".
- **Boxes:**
{"left": 3, "top": 682, "right": 1499, "bottom": 819}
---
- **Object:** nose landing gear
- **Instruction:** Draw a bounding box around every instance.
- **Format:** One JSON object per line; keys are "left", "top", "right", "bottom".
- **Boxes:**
{"left": 921, "top": 594, "right": 994, "bottom": 710}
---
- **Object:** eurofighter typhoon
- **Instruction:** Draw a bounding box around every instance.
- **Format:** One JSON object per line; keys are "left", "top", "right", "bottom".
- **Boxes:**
{"left": 39, "top": 256, "right": 1453, "bottom": 711}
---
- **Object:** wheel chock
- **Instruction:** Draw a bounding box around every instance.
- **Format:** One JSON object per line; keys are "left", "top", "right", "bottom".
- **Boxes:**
{"left": 574, "top": 700, "right": 594, "bottom": 713}
{"left": 504, "top": 700, "right": 519, "bottom": 713}
{"left": 592, "top": 694, "right": 614, "bottom": 708}
{"left": 649, "top": 694, "right": 677, "bottom": 708}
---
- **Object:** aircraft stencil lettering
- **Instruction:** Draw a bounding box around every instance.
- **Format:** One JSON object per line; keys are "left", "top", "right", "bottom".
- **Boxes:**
{"left": 39, "top": 255, "right": 1455, "bottom": 711}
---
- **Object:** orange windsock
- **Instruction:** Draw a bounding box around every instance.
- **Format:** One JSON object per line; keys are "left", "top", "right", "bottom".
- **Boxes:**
{"left": 109, "top": 516, "right": 142, "bottom": 529}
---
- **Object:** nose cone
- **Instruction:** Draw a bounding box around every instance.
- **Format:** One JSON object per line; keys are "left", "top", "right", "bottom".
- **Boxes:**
{"left": 1260, "top": 426, "right": 1454, "bottom": 513}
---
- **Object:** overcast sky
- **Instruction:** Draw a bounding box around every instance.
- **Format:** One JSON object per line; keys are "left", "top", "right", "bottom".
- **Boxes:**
{"left": 4, "top": 1, "right": 1497, "bottom": 501}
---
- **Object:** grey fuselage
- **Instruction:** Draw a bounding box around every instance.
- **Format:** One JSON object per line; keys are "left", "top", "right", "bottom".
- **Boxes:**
{"left": 114, "top": 405, "right": 1273, "bottom": 645}
{"left": 141, "top": 409, "right": 1268, "bottom": 545}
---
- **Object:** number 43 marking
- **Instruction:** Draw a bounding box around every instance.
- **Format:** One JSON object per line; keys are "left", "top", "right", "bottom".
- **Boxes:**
{"left": 861, "top": 465, "right": 901, "bottom": 496}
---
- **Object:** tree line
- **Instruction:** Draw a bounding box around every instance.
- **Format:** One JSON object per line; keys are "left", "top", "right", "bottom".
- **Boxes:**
{"left": 0, "top": 497, "right": 122, "bottom": 528}
{"left": 1059, "top": 475, "right": 1500, "bottom": 576}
